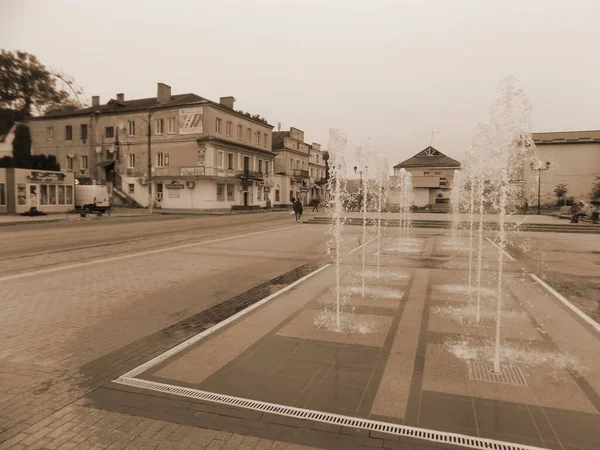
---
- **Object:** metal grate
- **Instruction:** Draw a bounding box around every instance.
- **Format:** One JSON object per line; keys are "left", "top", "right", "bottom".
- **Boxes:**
{"left": 316, "top": 322, "right": 355, "bottom": 333}
{"left": 462, "top": 317, "right": 497, "bottom": 328}
{"left": 468, "top": 361, "right": 527, "bottom": 386}
{"left": 113, "top": 376, "right": 543, "bottom": 450}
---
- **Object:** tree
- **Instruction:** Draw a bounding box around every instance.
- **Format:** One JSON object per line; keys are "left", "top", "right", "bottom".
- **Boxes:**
{"left": 12, "top": 123, "right": 31, "bottom": 167}
{"left": 0, "top": 50, "right": 79, "bottom": 117}
{"left": 554, "top": 183, "right": 568, "bottom": 206}
{"left": 590, "top": 176, "right": 600, "bottom": 201}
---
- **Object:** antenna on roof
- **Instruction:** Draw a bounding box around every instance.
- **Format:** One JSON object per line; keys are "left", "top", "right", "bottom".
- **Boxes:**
{"left": 430, "top": 125, "right": 439, "bottom": 146}
{"left": 277, "top": 122, "right": 281, "bottom": 132}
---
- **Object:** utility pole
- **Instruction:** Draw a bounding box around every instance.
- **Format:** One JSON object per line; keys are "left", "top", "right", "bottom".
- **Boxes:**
{"left": 147, "top": 111, "right": 153, "bottom": 214}
{"left": 530, "top": 161, "right": 551, "bottom": 215}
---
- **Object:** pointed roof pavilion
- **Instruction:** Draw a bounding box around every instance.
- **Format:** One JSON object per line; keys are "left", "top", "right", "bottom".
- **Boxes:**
{"left": 393, "top": 146, "right": 461, "bottom": 169}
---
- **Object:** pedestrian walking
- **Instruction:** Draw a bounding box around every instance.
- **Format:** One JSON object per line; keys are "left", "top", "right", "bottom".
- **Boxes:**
{"left": 312, "top": 197, "right": 320, "bottom": 212}
{"left": 293, "top": 198, "right": 304, "bottom": 222}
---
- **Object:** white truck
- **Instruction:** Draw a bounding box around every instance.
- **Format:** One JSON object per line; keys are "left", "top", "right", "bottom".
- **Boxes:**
{"left": 75, "top": 184, "right": 111, "bottom": 214}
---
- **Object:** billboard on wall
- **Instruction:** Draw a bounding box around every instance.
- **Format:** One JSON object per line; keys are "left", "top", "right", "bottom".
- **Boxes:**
{"left": 179, "top": 107, "right": 204, "bottom": 134}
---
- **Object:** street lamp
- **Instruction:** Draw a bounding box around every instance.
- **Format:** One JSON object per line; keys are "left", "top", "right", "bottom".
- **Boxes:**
{"left": 530, "top": 161, "right": 551, "bottom": 215}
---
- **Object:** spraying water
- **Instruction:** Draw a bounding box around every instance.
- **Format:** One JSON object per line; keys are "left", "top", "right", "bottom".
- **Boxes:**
{"left": 396, "top": 168, "right": 414, "bottom": 251}
{"left": 375, "top": 155, "right": 389, "bottom": 278}
{"left": 450, "top": 169, "right": 464, "bottom": 250}
{"left": 356, "top": 142, "right": 373, "bottom": 299}
{"left": 326, "top": 128, "right": 348, "bottom": 331}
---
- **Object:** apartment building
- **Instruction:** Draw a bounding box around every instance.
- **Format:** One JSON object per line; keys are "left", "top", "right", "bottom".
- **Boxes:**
{"left": 28, "top": 83, "right": 275, "bottom": 209}
{"left": 392, "top": 146, "right": 460, "bottom": 207}
{"left": 308, "top": 142, "right": 327, "bottom": 203}
{"left": 271, "top": 127, "right": 312, "bottom": 205}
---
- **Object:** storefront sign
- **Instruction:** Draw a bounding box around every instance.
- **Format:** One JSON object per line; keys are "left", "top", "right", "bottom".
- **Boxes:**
{"left": 27, "top": 171, "right": 66, "bottom": 183}
{"left": 179, "top": 107, "right": 204, "bottom": 134}
{"left": 180, "top": 167, "right": 205, "bottom": 176}
{"left": 165, "top": 180, "right": 185, "bottom": 190}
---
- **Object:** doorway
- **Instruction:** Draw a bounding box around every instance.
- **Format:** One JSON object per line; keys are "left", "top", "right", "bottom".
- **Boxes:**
{"left": 243, "top": 191, "right": 249, "bottom": 206}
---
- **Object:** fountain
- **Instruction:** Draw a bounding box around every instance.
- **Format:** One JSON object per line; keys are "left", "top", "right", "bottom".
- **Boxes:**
{"left": 465, "top": 77, "right": 537, "bottom": 373}
{"left": 355, "top": 142, "right": 373, "bottom": 298}
{"left": 396, "top": 168, "right": 414, "bottom": 251}
{"left": 450, "top": 169, "right": 464, "bottom": 250}
{"left": 326, "top": 128, "right": 348, "bottom": 331}
{"left": 375, "top": 154, "right": 389, "bottom": 278}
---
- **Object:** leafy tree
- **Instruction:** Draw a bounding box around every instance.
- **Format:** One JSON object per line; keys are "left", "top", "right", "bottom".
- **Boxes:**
{"left": 12, "top": 123, "right": 31, "bottom": 167}
{"left": 0, "top": 50, "right": 79, "bottom": 117}
{"left": 590, "top": 176, "right": 600, "bottom": 200}
{"left": 0, "top": 156, "right": 14, "bottom": 168}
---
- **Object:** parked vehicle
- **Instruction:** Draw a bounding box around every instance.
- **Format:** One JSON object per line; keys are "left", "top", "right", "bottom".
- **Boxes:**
{"left": 75, "top": 185, "right": 110, "bottom": 214}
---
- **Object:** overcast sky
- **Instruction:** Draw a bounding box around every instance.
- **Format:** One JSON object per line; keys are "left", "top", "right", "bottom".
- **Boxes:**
{"left": 3, "top": 0, "right": 600, "bottom": 169}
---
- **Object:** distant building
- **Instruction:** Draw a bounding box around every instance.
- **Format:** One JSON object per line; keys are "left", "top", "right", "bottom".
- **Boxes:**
{"left": 308, "top": 143, "right": 327, "bottom": 203}
{"left": 28, "top": 83, "right": 275, "bottom": 210}
{"left": 271, "top": 127, "right": 314, "bottom": 205}
{"left": 528, "top": 130, "right": 600, "bottom": 204}
{"left": 392, "top": 146, "right": 461, "bottom": 208}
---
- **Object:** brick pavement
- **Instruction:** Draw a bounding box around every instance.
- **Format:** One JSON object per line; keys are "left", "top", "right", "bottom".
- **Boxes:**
{"left": 0, "top": 219, "right": 329, "bottom": 450}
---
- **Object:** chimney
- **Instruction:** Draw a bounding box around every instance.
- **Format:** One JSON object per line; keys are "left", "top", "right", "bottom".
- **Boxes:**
{"left": 219, "top": 96, "right": 235, "bottom": 109}
{"left": 116, "top": 93, "right": 124, "bottom": 102}
{"left": 157, "top": 83, "right": 171, "bottom": 103}
{"left": 92, "top": 96, "right": 100, "bottom": 107}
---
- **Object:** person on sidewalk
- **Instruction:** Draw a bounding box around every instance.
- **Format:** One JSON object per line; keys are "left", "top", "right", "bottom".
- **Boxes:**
{"left": 293, "top": 198, "right": 304, "bottom": 222}
{"left": 312, "top": 197, "right": 320, "bottom": 212}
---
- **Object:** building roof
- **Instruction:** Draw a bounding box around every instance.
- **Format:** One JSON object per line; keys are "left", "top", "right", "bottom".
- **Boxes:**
{"left": 393, "top": 146, "right": 461, "bottom": 169}
{"left": 29, "top": 93, "right": 274, "bottom": 128}
{"left": 533, "top": 130, "right": 600, "bottom": 144}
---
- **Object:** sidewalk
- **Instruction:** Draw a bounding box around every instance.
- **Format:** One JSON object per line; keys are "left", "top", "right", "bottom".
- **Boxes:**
{"left": 0, "top": 208, "right": 150, "bottom": 227}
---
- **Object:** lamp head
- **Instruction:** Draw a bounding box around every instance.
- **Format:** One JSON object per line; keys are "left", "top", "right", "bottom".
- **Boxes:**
{"left": 545, "top": 161, "right": 551, "bottom": 169}
{"left": 530, "top": 161, "right": 535, "bottom": 170}
{"left": 353, "top": 166, "right": 357, "bottom": 173}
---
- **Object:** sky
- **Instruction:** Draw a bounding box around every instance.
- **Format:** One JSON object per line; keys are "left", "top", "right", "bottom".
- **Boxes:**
{"left": 3, "top": 0, "right": 600, "bottom": 170}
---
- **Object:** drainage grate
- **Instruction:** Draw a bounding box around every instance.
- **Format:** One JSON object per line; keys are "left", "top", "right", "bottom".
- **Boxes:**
{"left": 316, "top": 322, "right": 355, "bottom": 333}
{"left": 468, "top": 360, "right": 527, "bottom": 386}
{"left": 113, "top": 376, "right": 543, "bottom": 450}
{"left": 462, "top": 317, "right": 497, "bottom": 328}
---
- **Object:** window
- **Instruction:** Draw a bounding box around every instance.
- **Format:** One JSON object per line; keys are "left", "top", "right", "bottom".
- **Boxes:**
{"left": 265, "top": 161, "right": 270, "bottom": 175}
{"left": 434, "top": 171, "right": 441, "bottom": 175}
{"left": 263, "top": 133, "right": 268, "bottom": 147}
{"left": 155, "top": 119, "right": 164, "bottom": 135}
{"left": 237, "top": 124, "right": 242, "bottom": 140}
{"left": 215, "top": 118, "right": 222, "bottom": 134}
{"left": 65, "top": 125, "right": 72, "bottom": 140}
{"left": 40, "top": 185, "right": 48, "bottom": 205}
{"left": 128, "top": 183, "right": 135, "bottom": 195}
{"left": 275, "top": 188, "right": 280, "bottom": 202}
{"left": 49, "top": 185, "right": 56, "bottom": 205}
{"left": 226, "top": 184, "right": 234, "bottom": 201}
{"left": 105, "top": 126, "right": 114, "bottom": 138}
{"left": 226, "top": 121, "right": 232, "bottom": 137}
{"left": 290, "top": 190, "right": 294, "bottom": 202}
{"left": 167, "top": 118, "right": 175, "bottom": 134}
{"left": 289, "top": 159, "right": 293, "bottom": 170}
{"left": 228, "top": 153, "right": 234, "bottom": 170}
{"left": 243, "top": 156, "right": 250, "bottom": 170}
{"left": 0, "top": 183, "right": 5, "bottom": 206}
{"left": 81, "top": 155, "right": 88, "bottom": 170}
{"left": 423, "top": 171, "right": 430, "bottom": 176}
{"left": 80, "top": 124, "right": 88, "bottom": 140}
{"left": 58, "top": 186, "right": 65, "bottom": 204}
{"left": 47, "top": 127, "right": 53, "bottom": 140}
{"left": 156, "top": 183, "right": 163, "bottom": 200}
{"left": 157, "top": 152, "right": 169, "bottom": 167}
{"left": 217, "top": 184, "right": 225, "bottom": 201}
{"left": 247, "top": 128, "right": 251, "bottom": 141}
{"left": 316, "top": 155, "right": 319, "bottom": 163}
{"left": 255, "top": 131, "right": 260, "bottom": 145}
{"left": 257, "top": 187, "right": 262, "bottom": 201}
{"left": 128, "top": 120, "right": 136, "bottom": 136}
{"left": 258, "top": 159, "right": 263, "bottom": 173}
{"left": 66, "top": 157, "right": 74, "bottom": 170}
{"left": 66, "top": 186, "right": 73, "bottom": 204}
{"left": 217, "top": 151, "right": 224, "bottom": 168}
{"left": 128, "top": 153, "right": 136, "bottom": 168}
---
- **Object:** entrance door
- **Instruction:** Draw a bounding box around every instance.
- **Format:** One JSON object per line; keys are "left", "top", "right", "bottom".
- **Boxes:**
{"left": 243, "top": 192, "right": 249, "bottom": 206}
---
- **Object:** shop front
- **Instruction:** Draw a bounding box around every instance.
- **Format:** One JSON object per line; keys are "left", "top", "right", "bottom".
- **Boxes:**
{"left": 0, "top": 168, "right": 75, "bottom": 214}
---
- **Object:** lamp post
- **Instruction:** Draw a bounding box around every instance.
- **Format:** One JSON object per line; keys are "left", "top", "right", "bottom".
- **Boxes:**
{"left": 530, "top": 161, "right": 551, "bottom": 215}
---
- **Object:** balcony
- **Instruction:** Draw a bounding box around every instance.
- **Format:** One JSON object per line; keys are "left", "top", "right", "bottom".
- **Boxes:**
{"left": 315, "top": 178, "right": 328, "bottom": 186}
{"left": 292, "top": 169, "right": 310, "bottom": 179}
{"left": 236, "top": 170, "right": 265, "bottom": 181}
{"left": 153, "top": 166, "right": 241, "bottom": 179}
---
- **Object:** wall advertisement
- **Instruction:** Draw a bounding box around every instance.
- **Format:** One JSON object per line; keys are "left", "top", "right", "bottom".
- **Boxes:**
{"left": 179, "top": 107, "right": 203, "bottom": 135}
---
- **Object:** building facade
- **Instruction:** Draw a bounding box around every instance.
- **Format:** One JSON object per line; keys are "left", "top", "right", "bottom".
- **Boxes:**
{"left": 271, "top": 127, "right": 311, "bottom": 205}
{"left": 526, "top": 130, "right": 600, "bottom": 204}
{"left": 392, "top": 146, "right": 460, "bottom": 208}
{"left": 308, "top": 142, "right": 327, "bottom": 203}
{"left": 28, "top": 83, "right": 275, "bottom": 210}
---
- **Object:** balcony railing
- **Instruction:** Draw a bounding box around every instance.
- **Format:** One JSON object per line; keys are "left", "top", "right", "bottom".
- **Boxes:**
{"left": 236, "top": 170, "right": 265, "bottom": 181}
{"left": 315, "top": 178, "right": 327, "bottom": 186}
{"left": 292, "top": 169, "right": 310, "bottom": 179}
{"left": 154, "top": 166, "right": 241, "bottom": 178}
